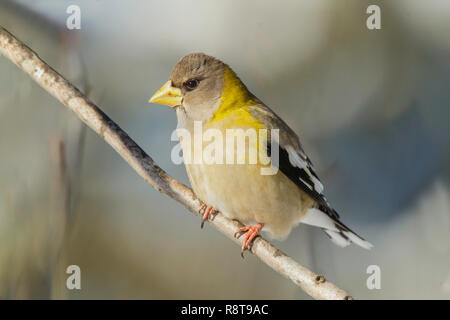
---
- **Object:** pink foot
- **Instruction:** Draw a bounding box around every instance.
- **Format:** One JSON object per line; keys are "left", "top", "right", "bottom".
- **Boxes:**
{"left": 234, "top": 223, "right": 264, "bottom": 257}
{"left": 199, "top": 203, "right": 216, "bottom": 229}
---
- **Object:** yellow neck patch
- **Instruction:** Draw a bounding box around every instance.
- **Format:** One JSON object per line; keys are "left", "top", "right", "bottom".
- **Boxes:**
{"left": 208, "top": 67, "right": 262, "bottom": 129}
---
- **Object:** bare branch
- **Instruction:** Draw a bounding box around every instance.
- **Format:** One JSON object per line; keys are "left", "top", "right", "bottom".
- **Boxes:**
{"left": 0, "top": 26, "right": 351, "bottom": 300}
{"left": 49, "top": 138, "right": 70, "bottom": 299}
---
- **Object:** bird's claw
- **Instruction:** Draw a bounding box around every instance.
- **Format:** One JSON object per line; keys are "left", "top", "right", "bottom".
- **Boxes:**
{"left": 234, "top": 223, "right": 264, "bottom": 258}
{"left": 199, "top": 203, "right": 216, "bottom": 229}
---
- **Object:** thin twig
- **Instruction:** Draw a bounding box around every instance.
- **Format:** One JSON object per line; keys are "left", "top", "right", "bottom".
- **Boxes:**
{"left": 0, "top": 26, "right": 351, "bottom": 300}
{"left": 49, "top": 138, "right": 70, "bottom": 299}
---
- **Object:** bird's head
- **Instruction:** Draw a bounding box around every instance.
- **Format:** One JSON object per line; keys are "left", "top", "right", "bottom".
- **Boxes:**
{"left": 150, "top": 53, "right": 256, "bottom": 122}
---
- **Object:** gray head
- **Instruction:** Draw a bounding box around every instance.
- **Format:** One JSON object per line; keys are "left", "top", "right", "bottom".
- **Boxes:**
{"left": 150, "top": 53, "right": 229, "bottom": 121}
{"left": 171, "top": 53, "right": 226, "bottom": 121}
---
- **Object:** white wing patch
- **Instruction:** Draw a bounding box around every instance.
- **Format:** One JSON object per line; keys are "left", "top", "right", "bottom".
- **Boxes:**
{"left": 286, "top": 146, "right": 324, "bottom": 194}
{"left": 302, "top": 208, "right": 373, "bottom": 250}
{"left": 324, "top": 230, "right": 351, "bottom": 247}
{"left": 299, "top": 178, "right": 313, "bottom": 190}
{"left": 302, "top": 208, "right": 338, "bottom": 230}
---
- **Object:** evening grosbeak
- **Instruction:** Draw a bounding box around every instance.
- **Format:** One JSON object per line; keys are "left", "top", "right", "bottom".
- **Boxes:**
{"left": 150, "top": 53, "right": 372, "bottom": 254}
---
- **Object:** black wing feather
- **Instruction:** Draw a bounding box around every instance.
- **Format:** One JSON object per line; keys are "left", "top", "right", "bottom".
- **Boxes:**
{"left": 267, "top": 143, "right": 340, "bottom": 219}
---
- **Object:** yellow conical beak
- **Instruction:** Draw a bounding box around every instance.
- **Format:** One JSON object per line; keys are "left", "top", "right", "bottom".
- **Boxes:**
{"left": 149, "top": 80, "right": 182, "bottom": 107}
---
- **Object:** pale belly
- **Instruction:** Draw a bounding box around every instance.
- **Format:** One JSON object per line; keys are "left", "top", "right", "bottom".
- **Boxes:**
{"left": 185, "top": 161, "right": 314, "bottom": 239}
{"left": 177, "top": 113, "right": 314, "bottom": 239}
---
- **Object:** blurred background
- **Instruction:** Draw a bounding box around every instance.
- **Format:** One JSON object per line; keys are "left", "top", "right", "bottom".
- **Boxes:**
{"left": 0, "top": 0, "right": 449, "bottom": 299}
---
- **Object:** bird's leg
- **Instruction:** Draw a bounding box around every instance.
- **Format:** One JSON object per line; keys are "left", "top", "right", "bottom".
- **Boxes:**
{"left": 199, "top": 203, "right": 216, "bottom": 229}
{"left": 234, "top": 223, "right": 264, "bottom": 257}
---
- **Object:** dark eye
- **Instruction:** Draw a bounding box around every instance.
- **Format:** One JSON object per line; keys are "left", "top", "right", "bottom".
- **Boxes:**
{"left": 183, "top": 79, "right": 199, "bottom": 91}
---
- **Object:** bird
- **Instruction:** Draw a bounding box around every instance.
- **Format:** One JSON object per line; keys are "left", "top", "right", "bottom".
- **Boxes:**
{"left": 149, "top": 53, "right": 372, "bottom": 255}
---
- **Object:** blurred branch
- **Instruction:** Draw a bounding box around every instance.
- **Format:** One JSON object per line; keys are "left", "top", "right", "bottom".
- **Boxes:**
{"left": 49, "top": 138, "right": 70, "bottom": 299}
{"left": 0, "top": 27, "right": 351, "bottom": 300}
